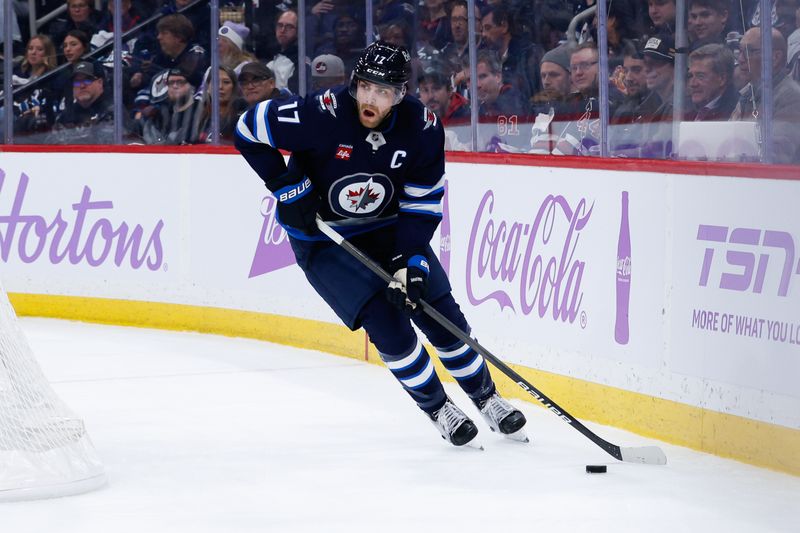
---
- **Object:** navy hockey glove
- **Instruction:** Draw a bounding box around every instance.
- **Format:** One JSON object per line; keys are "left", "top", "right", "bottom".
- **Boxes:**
{"left": 386, "top": 253, "right": 429, "bottom": 315}
{"left": 265, "top": 170, "right": 320, "bottom": 235}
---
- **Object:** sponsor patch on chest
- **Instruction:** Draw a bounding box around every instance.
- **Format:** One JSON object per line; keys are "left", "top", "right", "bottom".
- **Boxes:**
{"left": 335, "top": 144, "right": 353, "bottom": 160}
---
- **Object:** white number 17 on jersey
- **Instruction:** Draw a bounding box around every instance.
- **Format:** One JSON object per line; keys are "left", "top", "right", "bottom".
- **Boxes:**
{"left": 276, "top": 101, "right": 301, "bottom": 124}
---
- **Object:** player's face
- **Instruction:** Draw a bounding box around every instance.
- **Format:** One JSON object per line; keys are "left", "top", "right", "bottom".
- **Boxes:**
{"left": 356, "top": 79, "right": 400, "bottom": 128}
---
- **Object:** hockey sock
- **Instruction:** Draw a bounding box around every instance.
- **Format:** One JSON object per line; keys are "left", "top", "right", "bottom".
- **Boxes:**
{"left": 435, "top": 339, "right": 495, "bottom": 403}
{"left": 378, "top": 338, "right": 447, "bottom": 414}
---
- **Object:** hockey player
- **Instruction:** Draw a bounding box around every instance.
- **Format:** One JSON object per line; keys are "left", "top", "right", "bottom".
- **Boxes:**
{"left": 235, "top": 41, "right": 527, "bottom": 446}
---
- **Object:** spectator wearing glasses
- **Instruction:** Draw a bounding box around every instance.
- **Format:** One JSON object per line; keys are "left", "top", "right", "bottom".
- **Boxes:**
{"left": 49, "top": 61, "right": 118, "bottom": 144}
{"left": 53, "top": 29, "right": 92, "bottom": 105}
{"left": 238, "top": 62, "right": 281, "bottom": 108}
{"left": 268, "top": 9, "right": 302, "bottom": 93}
{"left": 731, "top": 27, "right": 800, "bottom": 163}
{"left": 687, "top": 43, "right": 738, "bottom": 120}
{"left": 442, "top": 0, "right": 481, "bottom": 98}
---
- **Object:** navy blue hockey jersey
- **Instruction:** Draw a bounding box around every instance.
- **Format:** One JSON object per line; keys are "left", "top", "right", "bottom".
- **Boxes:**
{"left": 235, "top": 86, "right": 446, "bottom": 258}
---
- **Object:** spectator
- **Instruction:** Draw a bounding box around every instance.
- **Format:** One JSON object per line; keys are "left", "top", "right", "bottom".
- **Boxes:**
{"left": 11, "top": 34, "right": 59, "bottom": 139}
{"left": 53, "top": 29, "right": 91, "bottom": 103}
{"left": 160, "top": 0, "right": 211, "bottom": 49}
{"left": 646, "top": 0, "right": 676, "bottom": 36}
{"left": 442, "top": 0, "right": 481, "bottom": 97}
{"left": 640, "top": 34, "right": 677, "bottom": 158}
{"left": 217, "top": 21, "right": 257, "bottom": 74}
{"left": 96, "top": 0, "right": 142, "bottom": 35}
{"left": 311, "top": 54, "right": 346, "bottom": 91}
{"left": 731, "top": 27, "right": 800, "bottom": 163}
{"left": 568, "top": 42, "right": 600, "bottom": 102}
{"left": 325, "top": 13, "right": 365, "bottom": 76}
{"left": 193, "top": 66, "right": 248, "bottom": 144}
{"left": 417, "top": 64, "right": 470, "bottom": 126}
{"left": 47, "top": 0, "right": 101, "bottom": 47}
{"left": 131, "top": 14, "right": 208, "bottom": 90}
{"left": 480, "top": 4, "right": 543, "bottom": 104}
{"left": 609, "top": 40, "right": 661, "bottom": 154}
{"left": 137, "top": 67, "right": 200, "bottom": 145}
{"left": 688, "top": 0, "right": 730, "bottom": 48}
{"left": 532, "top": 44, "right": 573, "bottom": 115}
{"left": 687, "top": 43, "right": 738, "bottom": 120}
{"left": 48, "top": 61, "right": 116, "bottom": 144}
{"left": 268, "top": 9, "right": 301, "bottom": 93}
{"left": 419, "top": 0, "right": 451, "bottom": 49}
{"left": 474, "top": 49, "right": 525, "bottom": 118}
{"left": 238, "top": 62, "right": 281, "bottom": 107}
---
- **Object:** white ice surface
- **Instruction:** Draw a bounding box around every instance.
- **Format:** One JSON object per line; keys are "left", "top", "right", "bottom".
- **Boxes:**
{"left": 3, "top": 318, "right": 798, "bottom": 533}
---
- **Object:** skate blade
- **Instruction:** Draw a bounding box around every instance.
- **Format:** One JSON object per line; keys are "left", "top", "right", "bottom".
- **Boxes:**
{"left": 503, "top": 428, "right": 529, "bottom": 443}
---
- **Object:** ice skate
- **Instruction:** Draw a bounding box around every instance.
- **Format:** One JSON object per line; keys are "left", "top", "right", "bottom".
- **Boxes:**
{"left": 429, "top": 398, "right": 480, "bottom": 448}
{"left": 477, "top": 392, "right": 529, "bottom": 443}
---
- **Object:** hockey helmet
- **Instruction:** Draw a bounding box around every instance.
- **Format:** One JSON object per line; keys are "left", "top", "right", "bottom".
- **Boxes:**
{"left": 349, "top": 41, "right": 411, "bottom": 104}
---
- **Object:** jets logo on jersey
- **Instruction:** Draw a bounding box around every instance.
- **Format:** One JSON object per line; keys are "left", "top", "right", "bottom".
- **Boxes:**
{"left": 318, "top": 89, "right": 337, "bottom": 117}
{"left": 422, "top": 107, "right": 437, "bottom": 130}
{"left": 335, "top": 144, "right": 353, "bottom": 160}
{"left": 329, "top": 173, "right": 394, "bottom": 218}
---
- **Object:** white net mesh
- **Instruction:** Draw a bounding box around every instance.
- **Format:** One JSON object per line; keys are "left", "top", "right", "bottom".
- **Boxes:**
{"left": 0, "top": 283, "right": 106, "bottom": 501}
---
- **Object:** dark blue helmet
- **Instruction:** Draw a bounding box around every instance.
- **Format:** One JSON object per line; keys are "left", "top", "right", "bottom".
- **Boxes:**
{"left": 350, "top": 41, "right": 411, "bottom": 91}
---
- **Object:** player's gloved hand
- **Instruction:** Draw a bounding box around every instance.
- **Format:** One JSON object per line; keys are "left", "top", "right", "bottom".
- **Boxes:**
{"left": 386, "top": 253, "right": 429, "bottom": 315}
{"left": 265, "top": 170, "right": 321, "bottom": 235}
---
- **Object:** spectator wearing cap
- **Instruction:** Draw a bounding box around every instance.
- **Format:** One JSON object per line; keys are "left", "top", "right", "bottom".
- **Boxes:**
{"left": 688, "top": 0, "right": 729, "bottom": 48}
{"left": 687, "top": 43, "right": 738, "bottom": 120}
{"left": 731, "top": 27, "right": 800, "bottom": 163}
{"left": 46, "top": 0, "right": 102, "bottom": 48}
{"left": 136, "top": 67, "right": 201, "bottom": 145}
{"left": 640, "top": 34, "right": 677, "bottom": 158}
{"left": 238, "top": 62, "right": 281, "bottom": 107}
{"left": 418, "top": 64, "right": 470, "bottom": 126}
{"left": 311, "top": 54, "right": 346, "bottom": 91}
{"left": 53, "top": 30, "right": 92, "bottom": 105}
{"left": 480, "top": 4, "right": 543, "bottom": 104}
{"left": 531, "top": 44, "right": 572, "bottom": 115}
{"left": 218, "top": 21, "right": 257, "bottom": 74}
{"left": 49, "top": 61, "right": 117, "bottom": 144}
{"left": 610, "top": 41, "right": 662, "bottom": 156}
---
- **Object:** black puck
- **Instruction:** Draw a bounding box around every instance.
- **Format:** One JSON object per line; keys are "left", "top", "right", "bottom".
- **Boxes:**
{"left": 585, "top": 465, "right": 607, "bottom": 473}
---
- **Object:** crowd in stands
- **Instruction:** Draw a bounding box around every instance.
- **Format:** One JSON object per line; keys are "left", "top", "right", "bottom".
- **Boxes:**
{"left": 2, "top": 0, "right": 800, "bottom": 163}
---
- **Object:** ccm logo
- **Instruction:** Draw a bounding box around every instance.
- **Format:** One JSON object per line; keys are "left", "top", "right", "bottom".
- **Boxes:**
{"left": 279, "top": 178, "right": 312, "bottom": 203}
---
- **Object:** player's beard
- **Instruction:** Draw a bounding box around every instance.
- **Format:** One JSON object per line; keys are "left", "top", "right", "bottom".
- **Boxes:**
{"left": 357, "top": 102, "right": 390, "bottom": 129}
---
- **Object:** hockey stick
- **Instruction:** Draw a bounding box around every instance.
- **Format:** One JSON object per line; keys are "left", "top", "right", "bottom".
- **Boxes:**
{"left": 315, "top": 218, "right": 667, "bottom": 465}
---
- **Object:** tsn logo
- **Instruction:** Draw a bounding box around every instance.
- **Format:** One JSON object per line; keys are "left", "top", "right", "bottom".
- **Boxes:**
{"left": 279, "top": 178, "right": 312, "bottom": 203}
{"left": 697, "top": 224, "right": 800, "bottom": 297}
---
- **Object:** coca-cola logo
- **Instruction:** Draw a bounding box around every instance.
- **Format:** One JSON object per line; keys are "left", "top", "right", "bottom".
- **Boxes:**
{"left": 466, "top": 191, "right": 593, "bottom": 323}
{"left": 0, "top": 170, "right": 164, "bottom": 270}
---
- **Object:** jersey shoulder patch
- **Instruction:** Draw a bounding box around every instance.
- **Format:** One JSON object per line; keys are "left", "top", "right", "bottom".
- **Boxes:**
{"left": 317, "top": 89, "right": 338, "bottom": 118}
{"left": 422, "top": 106, "right": 438, "bottom": 130}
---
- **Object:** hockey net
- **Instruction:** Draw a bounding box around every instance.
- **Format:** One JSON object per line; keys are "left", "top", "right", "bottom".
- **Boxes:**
{"left": 0, "top": 282, "right": 106, "bottom": 501}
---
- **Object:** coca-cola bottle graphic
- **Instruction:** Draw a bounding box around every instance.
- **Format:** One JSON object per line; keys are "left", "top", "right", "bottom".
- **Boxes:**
{"left": 614, "top": 191, "right": 631, "bottom": 345}
{"left": 439, "top": 179, "right": 451, "bottom": 276}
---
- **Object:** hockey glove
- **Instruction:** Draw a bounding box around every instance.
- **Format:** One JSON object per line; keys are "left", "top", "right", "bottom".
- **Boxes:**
{"left": 265, "top": 170, "right": 320, "bottom": 235}
{"left": 386, "top": 253, "right": 430, "bottom": 315}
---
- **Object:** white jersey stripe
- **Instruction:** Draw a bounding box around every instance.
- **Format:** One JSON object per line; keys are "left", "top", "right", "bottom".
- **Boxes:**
{"left": 254, "top": 100, "right": 273, "bottom": 146}
{"left": 399, "top": 201, "right": 443, "bottom": 215}
{"left": 383, "top": 339, "right": 423, "bottom": 371}
{"left": 404, "top": 175, "right": 446, "bottom": 198}
{"left": 437, "top": 343, "right": 471, "bottom": 360}
{"left": 449, "top": 356, "right": 485, "bottom": 379}
{"left": 235, "top": 113, "right": 258, "bottom": 143}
